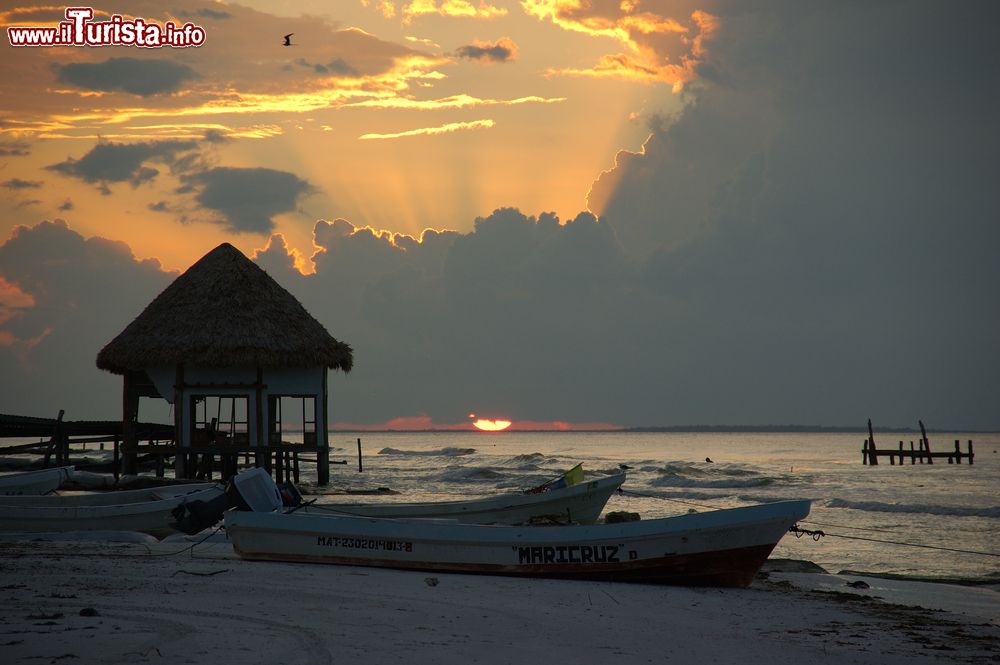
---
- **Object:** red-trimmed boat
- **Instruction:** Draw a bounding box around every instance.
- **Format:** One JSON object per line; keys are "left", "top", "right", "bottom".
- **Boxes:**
{"left": 224, "top": 499, "right": 810, "bottom": 587}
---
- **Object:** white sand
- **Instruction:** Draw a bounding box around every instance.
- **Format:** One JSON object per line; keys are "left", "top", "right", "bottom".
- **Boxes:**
{"left": 1, "top": 538, "right": 997, "bottom": 664}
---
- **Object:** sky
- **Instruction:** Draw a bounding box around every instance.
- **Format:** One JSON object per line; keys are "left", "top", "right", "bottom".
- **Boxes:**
{"left": 1, "top": 0, "right": 998, "bottom": 430}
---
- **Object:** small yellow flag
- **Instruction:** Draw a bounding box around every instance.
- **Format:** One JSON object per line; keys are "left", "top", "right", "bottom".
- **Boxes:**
{"left": 563, "top": 463, "right": 584, "bottom": 486}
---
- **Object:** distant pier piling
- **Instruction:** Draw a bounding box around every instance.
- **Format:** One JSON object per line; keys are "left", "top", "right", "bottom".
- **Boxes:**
{"left": 862, "top": 420, "right": 974, "bottom": 465}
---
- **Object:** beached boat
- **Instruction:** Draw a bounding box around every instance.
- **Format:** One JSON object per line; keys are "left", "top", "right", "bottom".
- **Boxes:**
{"left": 304, "top": 473, "right": 626, "bottom": 525}
{"left": 224, "top": 499, "right": 811, "bottom": 587}
{"left": 0, "top": 483, "right": 224, "bottom": 536}
{"left": 0, "top": 466, "right": 74, "bottom": 495}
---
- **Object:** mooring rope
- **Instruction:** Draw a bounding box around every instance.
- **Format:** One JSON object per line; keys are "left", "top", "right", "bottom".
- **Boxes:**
{"left": 790, "top": 525, "right": 1000, "bottom": 558}
{"left": 138, "top": 523, "right": 226, "bottom": 558}
{"left": 618, "top": 488, "right": 1000, "bottom": 558}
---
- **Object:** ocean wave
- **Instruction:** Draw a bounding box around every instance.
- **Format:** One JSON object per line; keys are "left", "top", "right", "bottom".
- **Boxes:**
{"left": 437, "top": 467, "right": 506, "bottom": 482}
{"left": 655, "top": 461, "right": 765, "bottom": 479}
{"left": 651, "top": 475, "right": 775, "bottom": 489}
{"left": 509, "top": 453, "right": 547, "bottom": 464}
{"left": 505, "top": 453, "right": 549, "bottom": 470}
{"left": 826, "top": 498, "right": 1000, "bottom": 518}
{"left": 377, "top": 447, "right": 476, "bottom": 457}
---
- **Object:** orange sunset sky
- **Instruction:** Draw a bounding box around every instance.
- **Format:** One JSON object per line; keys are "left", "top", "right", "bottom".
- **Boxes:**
{"left": 0, "top": 0, "right": 711, "bottom": 272}
{"left": 1, "top": 1, "right": 997, "bottom": 431}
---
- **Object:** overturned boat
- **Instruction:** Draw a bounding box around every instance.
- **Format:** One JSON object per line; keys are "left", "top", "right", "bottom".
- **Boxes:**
{"left": 225, "top": 498, "right": 810, "bottom": 587}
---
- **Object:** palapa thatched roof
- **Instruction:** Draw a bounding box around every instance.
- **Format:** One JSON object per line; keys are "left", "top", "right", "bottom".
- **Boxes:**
{"left": 97, "top": 243, "right": 352, "bottom": 374}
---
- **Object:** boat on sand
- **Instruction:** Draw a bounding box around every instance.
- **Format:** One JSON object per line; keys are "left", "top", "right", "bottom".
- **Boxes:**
{"left": 304, "top": 472, "right": 626, "bottom": 525}
{"left": 225, "top": 498, "right": 811, "bottom": 587}
{"left": 0, "top": 483, "right": 224, "bottom": 536}
{"left": 0, "top": 466, "right": 74, "bottom": 495}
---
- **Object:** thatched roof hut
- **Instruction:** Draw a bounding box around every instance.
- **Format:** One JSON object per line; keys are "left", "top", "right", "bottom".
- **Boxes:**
{"left": 97, "top": 243, "right": 352, "bottom": 374}
{"left": 96, "top": 243, "right": 351, "bottom": 483}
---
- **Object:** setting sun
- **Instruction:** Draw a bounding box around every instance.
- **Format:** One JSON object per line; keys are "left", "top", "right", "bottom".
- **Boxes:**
{"left": 472, "top": 419, "right": 513, "bottom": 432}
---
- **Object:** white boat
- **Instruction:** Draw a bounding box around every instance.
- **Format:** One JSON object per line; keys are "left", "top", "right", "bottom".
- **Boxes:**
{"left": 0, "top": 466, "right": 74, "bottom": 495}
{"left": 304, "top": 473, "right": 626, "bottom": 525}
{"left": 0, "top": 483, "right": 224, "bottom": 536}
{"left": 224, "top": 499, "right": 811, "bottom": 587}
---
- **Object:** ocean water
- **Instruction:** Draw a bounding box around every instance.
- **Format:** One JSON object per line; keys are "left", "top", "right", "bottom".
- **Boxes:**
{"left": 4, "top": 431, "right": 998, "bottom": 581}
{"left": 313, "top": 431, "right": 1000, "bottom": 581}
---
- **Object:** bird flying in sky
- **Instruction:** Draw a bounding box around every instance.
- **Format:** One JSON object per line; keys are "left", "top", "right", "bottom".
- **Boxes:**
{"left": 283, "top": 33, "right": 293, "bottom": 46}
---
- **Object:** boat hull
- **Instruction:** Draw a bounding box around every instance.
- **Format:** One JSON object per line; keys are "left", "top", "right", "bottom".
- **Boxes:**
{"left": 304, "top": 473, "right": 625, "bottom": 525}
{"left": 225, "top": 499, "right": 810, "bottom": 587}
{"left": 0, "top": 466, "right": 73, "bottom": 495}
{"left": 0, "top": 484, "right": 224, "bottom": 536}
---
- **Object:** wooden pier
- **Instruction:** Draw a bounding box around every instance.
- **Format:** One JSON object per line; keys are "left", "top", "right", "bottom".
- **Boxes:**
{"left": 861, "top": 419, "right": 974, "bottom": 466}
{"left": 0, "top": 411, "right": 322, "bottom": 484}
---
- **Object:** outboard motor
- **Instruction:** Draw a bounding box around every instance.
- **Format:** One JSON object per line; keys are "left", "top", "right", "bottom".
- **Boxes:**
{"left": 171, "top": 468, "right": 303, "bottom": 535}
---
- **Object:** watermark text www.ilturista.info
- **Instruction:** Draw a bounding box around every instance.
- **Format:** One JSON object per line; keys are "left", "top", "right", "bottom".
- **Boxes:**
{"left": 7, "top": 7, "right": 206, "bottom": 48}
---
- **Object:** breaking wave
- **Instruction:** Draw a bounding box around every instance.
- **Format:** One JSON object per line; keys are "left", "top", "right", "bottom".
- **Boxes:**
{"left": 651, "top": 476, "right": 775, "bottom": 489}
{"left": 438, "top": 467, "right": 506, "bottom": 482}
{"left": 377, "top": 447, "right": 476, "bottom": 457}
{"left": 826, "top": 498, "right": 1000, "bottom": 518}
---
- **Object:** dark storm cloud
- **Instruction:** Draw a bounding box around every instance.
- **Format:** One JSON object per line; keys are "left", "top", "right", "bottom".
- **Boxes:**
{"left": 180, "top": 167, "right": 314, "bottom": 234}
{"left": 46, "top": 140, "right": 198, "bottom": 187}
{"left": 1, "top": 178, "right": 42, "bottom": 190}
{"left": 2, "top": 1, "right": 998, "bottom": 430}
{"left": 0, "top": 220, "right": 172, "bottom": 417}
{"left": 55, "top": 58, "right": 198, "bottom": 97}
{"left": 585, "top": 0, "right": 1000, "bottom": 427}
{"left": 455, "top": 38, "right": 517, "bottom": 63}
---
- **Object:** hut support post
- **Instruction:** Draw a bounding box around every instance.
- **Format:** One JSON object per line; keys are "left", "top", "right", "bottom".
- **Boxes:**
{"left": 122, "top": 372, "right": 139, "bottom": 476}
{"left": 173, "top": 364, "right": 187, "bottom": 479}
{"left": 968, "top": 440, "right": 974, "bottom": 465}
{"left": 317, "top": 370, "right": 330, "bottom": 485}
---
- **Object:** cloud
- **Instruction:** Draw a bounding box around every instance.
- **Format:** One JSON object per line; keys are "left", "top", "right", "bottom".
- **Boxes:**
{"left": 1, "top": 178, "right": 42, "bottom": 190}
{"left": 342, "top": 94, "right": 564, "bottom": 110}
{"left": 359, "top": 119, "right": 494, "bottom": 139}
{"left": 584, "top": 0, "right": 1000, "bottom": 425}
{"left": 57, "top": 199, "right": 74, "bottom": 211}
{"left": 0, "top": 141, "right": 31, "bottom": 157}
{"left": 46, "top": 139, "right": 199, "bottom": 187}
{"left": 293, "top": 57, "right": 359, "bottom": 77}
{"left": 1, "top": 1, "right": 997, "bottom": 430}
{"left": 0, "top": 220, "right": 170, "bottom": 401}
{"left": 180, "top": 8, "right": 233, "bottom": 20}
{"left": 0, "top": 276, "right": 35, "bottom": 327}
{"left": 400, "top": 0, "right": 507, "bottom": 22}
{"left": 455, "top": 37, "right": 517, "bottom": 63}
{"left": 179, "top": 167, "right": 314, "bottom": 234}
{"left": 524, "top": 1, "right": 718, "bottom": 90}
{"left": 1, "top": 5, "right": 444, "bottom": 138}
{"left": 55, "top": 58, "right": 199, "bottom": 97}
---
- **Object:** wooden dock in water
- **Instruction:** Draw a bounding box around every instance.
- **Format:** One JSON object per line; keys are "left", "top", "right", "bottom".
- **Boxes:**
{"left": 862, "top": 419, "right": 974, "bottom": 465}
{"left": 0, "top": 411, "right": 326, "bottom": 484}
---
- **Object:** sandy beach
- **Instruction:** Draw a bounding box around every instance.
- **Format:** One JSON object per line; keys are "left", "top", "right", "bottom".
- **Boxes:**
{"left": 1, "top": 536, "right": 996, "bottom": 664}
